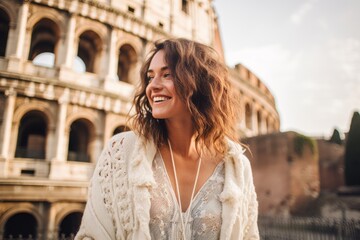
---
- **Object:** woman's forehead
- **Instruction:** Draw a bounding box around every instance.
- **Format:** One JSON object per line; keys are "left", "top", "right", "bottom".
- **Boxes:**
{"left": 148, "top": 50, "right": 169, "bottom": 71}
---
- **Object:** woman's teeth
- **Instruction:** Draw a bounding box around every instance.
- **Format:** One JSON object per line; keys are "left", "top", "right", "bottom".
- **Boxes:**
{"left": 153, "top": 96, "right": 170, "bottom": 102}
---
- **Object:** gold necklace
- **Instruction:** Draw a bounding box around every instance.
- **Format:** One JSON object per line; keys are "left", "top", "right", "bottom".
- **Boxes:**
{"left": 167, "top": 139, "right": 202, "bottom": 240}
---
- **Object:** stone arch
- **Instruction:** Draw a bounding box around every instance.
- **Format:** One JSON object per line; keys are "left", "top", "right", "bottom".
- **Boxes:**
{"left": 76, "top": 30, "right": 103, "bottom": 73}
{"left": 12, "top": 102, "right": 55, "bottom": 159}
{"left": 74, "top": 19, "right": 107, "bottom": 74}
{"left": 117, "top": 43, "right": 138, "bottom": 83}
{"left": 55, "top": 205, "right": 84, "bottom": 238}
{"left": 58, "top": 212, "right": 83, "bottom": 238}
{"left": 67, "top": 118, "right": 95, "bottom": 162}
{"left": 25, "top": 9, "right": 65, "bottom": 65}
{"left": 112, "top": 125, "right": 130, "bottom": 136}
{"left": 3, "top": 213, "right": 38, "bottom": 239}
{"left": 15, "top": 110, "right": 48, "bottom": 159}
{"left": 27, "top": 17, "right": 61, "bottom": 68}
{"left": 65, "top": 112, "right": 99, "bottom": 163}
{"left": 26, "top": 7, "right": 66, "bottom": 32}
{"left": 65, "top": 110, "right": 101, "bottom": 136}
{"left": 0, "top": 1, "right": 17, "bottom": 26}
{"left": 0, "top": 204, "right": 42, "bottom": 239}
{"left": 75, "top": 20, "right": 108, "bottom": 44}
{"left": 12, "top": 102, "right": 56, "bottom": 130}
{"left": 116, "top": 37, "right": 143, "bottom": 56}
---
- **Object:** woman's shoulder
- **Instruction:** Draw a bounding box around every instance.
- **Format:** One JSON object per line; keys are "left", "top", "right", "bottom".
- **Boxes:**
{"left": 105, "top": 131, "right": 139, "bottom": 152}
{"left": 225, "top": 138, "right": 253, "bottom": 172}
{"left": 226, "top": 138, "right": 246, "bottom": 157}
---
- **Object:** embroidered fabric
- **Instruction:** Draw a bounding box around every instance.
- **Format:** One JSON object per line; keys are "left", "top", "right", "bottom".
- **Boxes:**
{"left": 150, "top": 151, "right": 225, "bottom": 240}
{"left": 97, "top": 135, "right": 132, "bottom": 239}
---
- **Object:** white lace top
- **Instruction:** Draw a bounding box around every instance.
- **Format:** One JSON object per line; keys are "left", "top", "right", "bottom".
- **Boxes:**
{"left": 75, "top": 132, "right": 259, "bottom": 240}
{"left": 150, "top": 151, "right": 225, "bottom": 240}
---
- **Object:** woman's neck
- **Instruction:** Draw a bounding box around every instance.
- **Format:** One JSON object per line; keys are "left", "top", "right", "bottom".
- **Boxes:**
{"left": 165, "top": 119, "right": 199, "bottom": 160}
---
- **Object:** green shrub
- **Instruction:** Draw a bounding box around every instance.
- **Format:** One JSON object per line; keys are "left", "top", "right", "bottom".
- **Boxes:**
{"left": 329, "top": 128, "right": 342, "bottom": 145}
{"left": 294, "top": 133, "right": 317, "bottom": 157}
{"left": 344, "top": 111, "right": 360, "bottom": 186}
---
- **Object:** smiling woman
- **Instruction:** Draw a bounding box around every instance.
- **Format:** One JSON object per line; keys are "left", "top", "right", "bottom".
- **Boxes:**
{"left": 75, "top": 38, "right": 260, "bottom": 240}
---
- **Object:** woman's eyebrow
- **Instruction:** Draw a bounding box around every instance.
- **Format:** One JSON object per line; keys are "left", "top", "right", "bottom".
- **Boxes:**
{"left": 147, "top": 66, "right": 169, "bottom": 74}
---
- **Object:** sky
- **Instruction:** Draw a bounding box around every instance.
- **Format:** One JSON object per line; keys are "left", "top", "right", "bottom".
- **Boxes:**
{"left": 213, "top": 0, "right": 360, "bottom": 138}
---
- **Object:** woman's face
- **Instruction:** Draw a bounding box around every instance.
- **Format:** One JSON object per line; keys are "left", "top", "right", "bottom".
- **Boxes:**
{"left": 145, "top": 50, "right": 191, "bottom": 121}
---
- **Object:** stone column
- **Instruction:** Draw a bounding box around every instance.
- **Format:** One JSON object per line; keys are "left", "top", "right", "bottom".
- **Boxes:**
{"left": 0, "top": 88, "right": 16, "bottom": 177}
{"left": 251, "top": 104, "right": 259, "bottom": 136}
{"left": 63, "top": 15, "right": 77, "bottom": 68}
{"left": 104, "top": 29, "right": 118, "bottom": 80}
{"left": 7, "top": 2, "right": 29, "bottom": 72}
{"left": 14, "top": 2, "right": 29, "bottom": 59}
{"left": 142, "top": 0, "right": 147, "bottom": 19}
{"left": 1, "top": 88, "right": 16, "bottom": 159}
{"left": 169, "top": 0, "right": 174, "bottom": 34}
{"left": 191, "top": 1, "right": 197, "bottom": 39}
{"left": 49, "top": 90, "right": 69, "bottom": 179}
{"left": 54, "top": 92, "right": 69, "bottom": 162}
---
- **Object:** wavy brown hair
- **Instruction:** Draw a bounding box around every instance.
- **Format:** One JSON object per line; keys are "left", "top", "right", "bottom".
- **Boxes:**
{"left": 131, "top": 38, "right": 241, "bottom": 154}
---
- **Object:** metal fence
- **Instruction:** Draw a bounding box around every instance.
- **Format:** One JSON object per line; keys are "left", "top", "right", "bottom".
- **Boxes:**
{"left": 259, "top": 216, "right": 360, "bottom": 240}
{"left": 3, "top": 218, "right": 360, "bottom": 240}
{"left": 2, "top": 234, "right": 75, "bottom": 240}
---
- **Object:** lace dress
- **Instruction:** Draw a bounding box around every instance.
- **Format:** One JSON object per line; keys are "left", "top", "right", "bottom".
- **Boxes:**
{"left": 149, "top": 151, "right": 225, "bottom": 240}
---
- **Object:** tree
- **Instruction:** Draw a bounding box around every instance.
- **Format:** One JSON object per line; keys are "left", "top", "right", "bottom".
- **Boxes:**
{"left": 344, "top": 111, "right": 360, "bottom": 186}
{"left": 329, "top": 128, "right": 342, "bottom": 145}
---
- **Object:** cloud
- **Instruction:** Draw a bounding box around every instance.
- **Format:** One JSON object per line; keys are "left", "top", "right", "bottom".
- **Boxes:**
{"left": 328, "top": 38, "right": 360, "bottom": 80}
{"left": 226, "top": 39, "right": 360, "bottom": 136}
{"left": 290, "top": 0, "right": 317, "bottom": 25}
{"left": 227, "top": 45, "right": 294, "bottom": 82}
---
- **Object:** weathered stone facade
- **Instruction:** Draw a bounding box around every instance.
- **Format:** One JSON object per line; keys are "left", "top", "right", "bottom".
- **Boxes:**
{"left": 244, "top": 132, "right": 320, "bottom": 216}
{"left": 0, "top": 0, "right": 280, "bottom": 238}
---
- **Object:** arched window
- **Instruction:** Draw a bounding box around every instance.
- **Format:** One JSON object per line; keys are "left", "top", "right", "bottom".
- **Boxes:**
{"left": 77, "top": 30, "right": 102, "bottom": 73}
{"left": 58, "top": 212, "right": 83, "bottom": 239}
{"left": 112, "top": 125, "right": 130, "bottom": 136}
{"left": 68, "top": 119, "right": 92, "bottom": 162}
{"left": 117, "top": 44, "right": 137, "bottom": 83}
{"left": 15, "top": 111, "right": 47, "bottom": 159}
{"left": 245, "top": 103, "right": 252, "bottom": 129}
{"left": 266, "top": 117, "right": 270, "bottom": 133}
{"left": 4, "top": 213, "right": 38, "bottom": 239}
{"left": 182, "top": 0, "right": 189, "bottom": 14}
{"left": 28, "top": 18, "right": 60, "bottom": 67}
{"left": 257, "top": 111, "right": 262, "bottom": 133}
{"left": 0, "top": 8, "right": 10, "bottom": 57}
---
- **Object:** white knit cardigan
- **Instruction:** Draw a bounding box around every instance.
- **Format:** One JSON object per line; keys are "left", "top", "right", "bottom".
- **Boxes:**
{"left": 75, "top": 131, "right": 259, "bottom": 240}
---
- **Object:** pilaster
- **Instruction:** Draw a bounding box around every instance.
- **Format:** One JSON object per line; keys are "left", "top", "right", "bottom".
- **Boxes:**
{"left": 63, "top": 14, "right": 77, "bottom": 69}
{"left": 251, "top": 105, "right": 259, "bottom": 136}
{"left": 1, "top": 88, "right": 16, "bottom": 159}
{"left": 7, "top": 1, "right": 29, "bottom": 72}
{"left": 0, "top": 88, "right": 16, "bottom": 177}
{"left": 54, "top": 91, "right": 69, "bottom": 162}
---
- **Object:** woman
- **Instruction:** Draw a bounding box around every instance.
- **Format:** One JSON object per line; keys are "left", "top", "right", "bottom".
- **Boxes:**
{"left": 75, "top": 38, "right": 259, "bottom": 240}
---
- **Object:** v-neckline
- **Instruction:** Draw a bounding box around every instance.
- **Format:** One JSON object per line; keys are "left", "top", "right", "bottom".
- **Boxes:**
{"left": 158, "top": 151, "right": 224, "bottom": 214}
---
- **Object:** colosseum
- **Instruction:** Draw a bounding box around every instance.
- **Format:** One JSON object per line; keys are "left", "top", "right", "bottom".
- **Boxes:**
{"left": 0, "top": 0, "right": 279, "bottom": 238}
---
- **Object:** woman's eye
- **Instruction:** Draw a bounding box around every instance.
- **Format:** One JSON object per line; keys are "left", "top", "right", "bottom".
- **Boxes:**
{"left": 147, "top": 76, "right": 154, "bottom": 82}
{"left": 164, "top": 73, "right": 172, "bottom": 79}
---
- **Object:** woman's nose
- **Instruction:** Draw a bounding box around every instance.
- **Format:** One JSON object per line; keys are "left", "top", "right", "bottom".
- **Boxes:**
{"left": 148, "top": 75, "right": 162, "bottom": 89}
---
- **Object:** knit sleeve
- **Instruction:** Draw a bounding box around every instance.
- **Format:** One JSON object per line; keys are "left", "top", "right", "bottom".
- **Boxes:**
{"left": 75, "top": 132, "right": 138, "bottom": 240}
{"left": 75, "top": 139, "right": 116, "bottom": 240}
{"left": 243, "top": 155, "right": 260, "bottom": 240}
